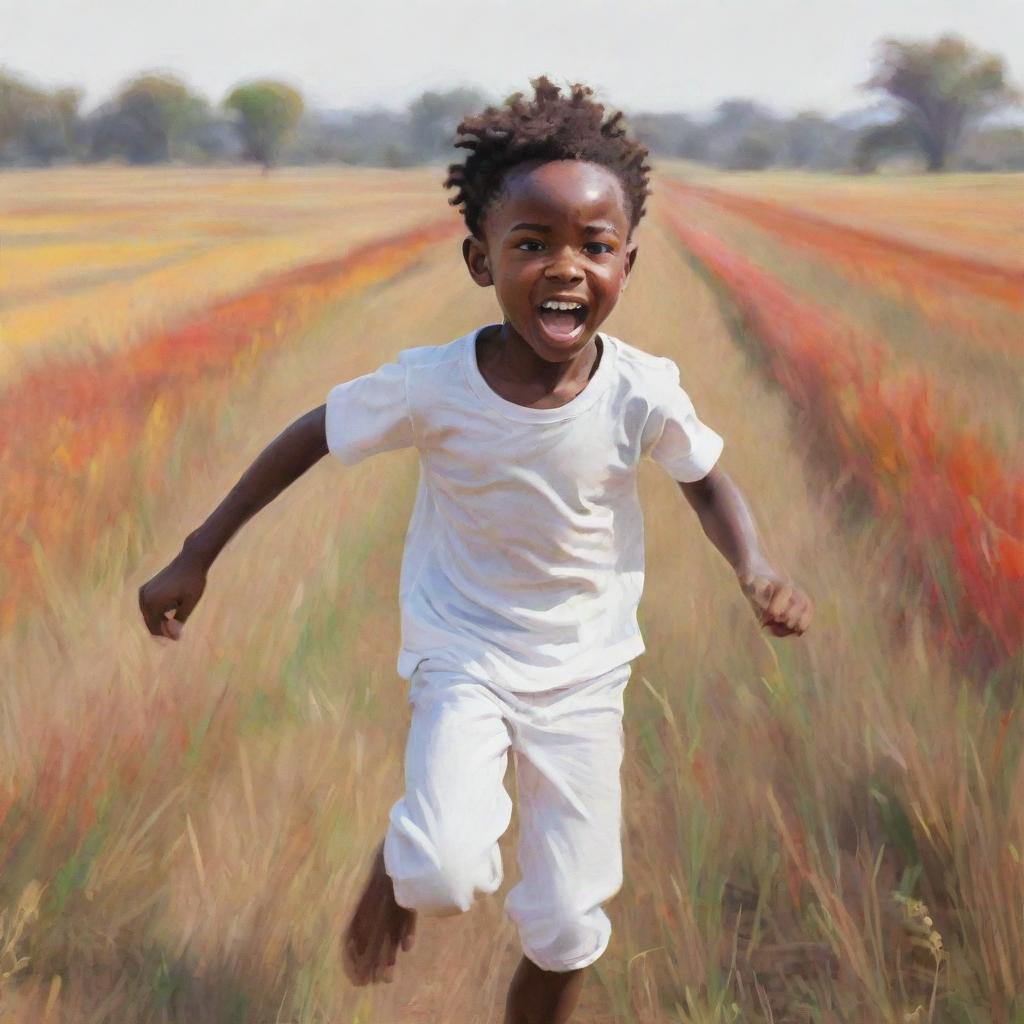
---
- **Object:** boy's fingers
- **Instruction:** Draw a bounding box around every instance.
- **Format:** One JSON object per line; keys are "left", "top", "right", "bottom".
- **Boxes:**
{"left": 158, "top": 608, "right": 182, "bottom": 640}
{"left": 146, "top": 606, "right": 175, "bottom": 637}
{"left": 782, "top": 596, "right": 802, "bottom": 626}
{"left": 161, "top": 615, "right": 184, "bottom": 641}
{"left": 139, "top": 583, "right": 186, "bottom": 639}
{"left": 763, "top": 598, "right": 812, "bottom": 637}
{"left": 785, "top": 594, "right": 811, "bottom": 633}
{"left": 743, "top": 578, "right": 812, "bottom": 636}
{"left": 139, "top": 585, "right": 164, "bottom": 636}
{"left": 175, "top": 590, "right": 200, "bottom": 624}
{"left": 344, "top": 935, "right": 369, "bottom": 986}
{"left": 798, "top": 604, "right": 813, "bottom": 633}
{"left": 372, "top": 944, "right": 393, "bottom": 984}
{"left": 766, "top": 584, "right": 793, "bottom": 620}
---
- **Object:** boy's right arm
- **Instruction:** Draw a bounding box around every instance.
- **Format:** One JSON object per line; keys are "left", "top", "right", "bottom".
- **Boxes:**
{"left": 138, "top": 404, "right": 329, "bottom": 640}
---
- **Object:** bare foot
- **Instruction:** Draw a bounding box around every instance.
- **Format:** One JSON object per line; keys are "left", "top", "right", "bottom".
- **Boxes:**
{"left": 342, "top": 842, "right": 417, "bottom": 985}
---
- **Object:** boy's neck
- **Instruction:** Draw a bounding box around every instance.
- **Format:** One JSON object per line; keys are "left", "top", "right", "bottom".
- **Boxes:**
{"left": 477, "top": 323, "right": 602, "bottom": 408}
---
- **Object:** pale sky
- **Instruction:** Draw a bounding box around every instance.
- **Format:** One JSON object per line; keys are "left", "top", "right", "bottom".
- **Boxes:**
{"left": 3, "top": 0, "right": 1022, "bottom": 116}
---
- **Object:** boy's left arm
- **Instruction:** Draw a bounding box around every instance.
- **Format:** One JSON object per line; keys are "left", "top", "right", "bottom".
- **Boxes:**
{"left": 678, "top": 466, "right": 812, "bottom": 638}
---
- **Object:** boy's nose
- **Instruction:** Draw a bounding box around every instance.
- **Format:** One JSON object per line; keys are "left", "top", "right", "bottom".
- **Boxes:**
{"left": 544, "top": 249, "right": 584, "bottom": 282}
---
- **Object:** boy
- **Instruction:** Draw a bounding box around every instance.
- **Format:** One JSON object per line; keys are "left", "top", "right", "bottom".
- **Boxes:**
{"left": 139, "top": 79, "right": 812, "bottom": 1024}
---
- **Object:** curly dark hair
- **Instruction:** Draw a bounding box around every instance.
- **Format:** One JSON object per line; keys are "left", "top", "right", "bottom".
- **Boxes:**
{"left": 444, "top": 77, "right": 652, "bottom": 239}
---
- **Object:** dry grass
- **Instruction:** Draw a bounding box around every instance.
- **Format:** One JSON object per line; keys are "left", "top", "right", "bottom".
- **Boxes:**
{"left": 660, "top": 179, "right": 1023, "bottom": 465}
{"left": 662, "top": 164, "right": 1024, "bottom": 269}
{"left": 0, "top": 167, "right": 445, "bottom": 379}
{"left": 0, "top": 214, "right": 458, "bottom": 625}
{"left": 1, "top": 169, "right": 1021, "bottom": 1023}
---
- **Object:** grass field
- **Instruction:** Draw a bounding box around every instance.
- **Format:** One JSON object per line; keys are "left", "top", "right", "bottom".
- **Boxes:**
{"left": 1, "top": 166, "right": 1022, "bottom": 1023}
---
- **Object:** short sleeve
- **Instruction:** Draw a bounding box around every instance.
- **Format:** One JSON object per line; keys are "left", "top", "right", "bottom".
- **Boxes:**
{"left": 325, "top": 359, "right": 414, "bottom": 465}
{"left": 645, "top": 362, "right": 724, "bottom": 483}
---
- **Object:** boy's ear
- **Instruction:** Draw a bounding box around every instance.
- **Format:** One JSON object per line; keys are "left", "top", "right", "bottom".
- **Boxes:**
{"left": 462, "top": 236, "right": 493, "bottom": 287}
{"left": 622, "top": 242, "right": 639, "bottom": 289}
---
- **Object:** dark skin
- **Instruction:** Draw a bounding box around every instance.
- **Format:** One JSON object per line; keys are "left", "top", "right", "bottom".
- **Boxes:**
{"left": 138, "top": 159, "right": 811, "bottom": 1023}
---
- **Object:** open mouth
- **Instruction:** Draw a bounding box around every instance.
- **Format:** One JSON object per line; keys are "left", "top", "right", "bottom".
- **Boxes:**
{"left": 536, "top": 300, "right": 588, "bottom": 343}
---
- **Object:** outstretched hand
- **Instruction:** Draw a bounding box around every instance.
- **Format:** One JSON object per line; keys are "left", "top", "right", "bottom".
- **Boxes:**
{"left": 738, "top": 570, "right": 812, "bottom": 638}
{"left": 138, "top": 551, "right": 207, "bottom": 640}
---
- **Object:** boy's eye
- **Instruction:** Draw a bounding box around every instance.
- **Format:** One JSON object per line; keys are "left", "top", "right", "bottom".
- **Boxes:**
{"left": 515, "top": 239, "right": 613, "bottom": 255}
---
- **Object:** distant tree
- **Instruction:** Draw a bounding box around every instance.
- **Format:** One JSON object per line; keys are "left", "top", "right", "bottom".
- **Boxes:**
{"left": 224, "top": 81, "right": 304, "bottom": 170}
{"left": 782, "top": 111, "right": 829, "bottom": 166}
{"left": 866, "top": 34, "right": 1020, "bottom": 171}
{"left": 52, "top": 87, "right": 84, "bottom": 153}
{"left": 630, "top": 111, "right": 700, "bottom": 159}
{"left": 852, "top": 119, "right": 923, "bottom": 173}
{"left": 407, "top": 87, "right": 487, "bottom": 159}
{"left": 286, "top": 107, "right": 417, "bottom": 166}
{"left": 176, "top": 114, "right": 241, "bottom": 164}
{"left": 711, "top": 99, "right": 774, "bottom": 136}
{"left": 676, "top": 126, "right": 712, "bottom": 163}
{"left": 959, "top": 125, "right": 1024, "bottom": 171}
{"left": 379, "top": 142, "right": 414, "bottom": 167}
{"left": 707, "top": 99, "right": 780, "bottom": 168}
{"left": 0, "top": 71, "right": 81, "bottom": 164}
{"left": 91, "top": 73, "right": 207, "bottom": 163}
{"left": 726, "top": 135, "right": 775, "bottom": 171}
{"left": 0, "top": 73, "right": 22, "bottom": 150}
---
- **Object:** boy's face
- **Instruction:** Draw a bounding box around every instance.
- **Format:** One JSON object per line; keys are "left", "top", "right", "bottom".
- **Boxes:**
{"left": 463, "top": 160, "right": 638, "bottom": 363}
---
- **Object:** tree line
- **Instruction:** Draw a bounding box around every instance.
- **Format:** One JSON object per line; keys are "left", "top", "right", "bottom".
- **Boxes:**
{"left": 1, "top": 35, "right": 1020, "bottom": 172}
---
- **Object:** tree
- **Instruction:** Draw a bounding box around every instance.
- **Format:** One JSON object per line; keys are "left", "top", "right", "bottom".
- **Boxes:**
{"left": 630, "top": 111, "right": 701, "bottom": 159}
{"left": 726, "top": 135, "right": 775, "bottom": 171}
{"left": 852, "top": 120, "right": 922, "bottom": 173}
{"left": 90, "top": 73, "right": 207, "bottom": 163}
{"left": 224, "top": 81, "right": 304, "bottom": 170}
{"left": 52, "top": 87, "right": 84, "bottom": 154}
{"left": 707, "top": 99, "right": 781, "bottom": 168}
{"left": 782, "top": 111, "right": 828, "bottom": 166}
{"left": 710, "top": 99, "right": 776, "bottom": 142}
{"left": 866, "top": 34, "right": 1019, "bottom": 171}
{"left": 0, "top": 71, "right": 81, "bottom": 164}
{"left": 959, "top": 125, "right": 1024, "bottom": 171}
{"left": 407, "top": 87, "right": 487, "bottom": 160}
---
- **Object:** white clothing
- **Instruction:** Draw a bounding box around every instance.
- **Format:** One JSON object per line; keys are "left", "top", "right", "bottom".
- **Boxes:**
{"left": 383, "top": 658, "right": 630, "bottom": 972}
{"left": 325, "top": 326, "right": 724, "bottom": 693}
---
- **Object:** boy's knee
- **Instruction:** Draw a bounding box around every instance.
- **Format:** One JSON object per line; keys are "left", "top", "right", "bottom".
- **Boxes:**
{"left": 515, "top": 904, "right": 612, "bottom": 973}
{"left": 392, "top": 859, "right": 476, "bottom": 916}
{"left": 386, "top": 836, "right": 502, "bottom": 917}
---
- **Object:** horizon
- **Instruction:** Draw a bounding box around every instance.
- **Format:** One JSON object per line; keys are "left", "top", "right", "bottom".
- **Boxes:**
{"left": 3, "top": 0, "right": 1022, "bottom": 119}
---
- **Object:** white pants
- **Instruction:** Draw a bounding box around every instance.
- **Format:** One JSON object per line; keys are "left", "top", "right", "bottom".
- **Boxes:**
{"left": 383, "top": 659, "right": 630, "bottom": 973}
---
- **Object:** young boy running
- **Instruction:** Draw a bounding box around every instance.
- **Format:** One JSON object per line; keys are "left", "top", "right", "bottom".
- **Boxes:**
{"left": 139, "top": 79, "right": 812, "bottom": 1024}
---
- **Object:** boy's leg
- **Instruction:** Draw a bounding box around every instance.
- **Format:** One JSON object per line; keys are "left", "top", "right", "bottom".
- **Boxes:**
{"left": 502, "top": 664, "right": 630, "bottom": 1021}
{"left": 505, "top": 956, "right": 585, "bottom": 1024}
{"left": 344, "top": 664, "right": 514, "bottom": 985}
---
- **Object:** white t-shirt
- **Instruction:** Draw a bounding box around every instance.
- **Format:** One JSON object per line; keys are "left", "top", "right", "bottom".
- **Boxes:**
{"left": 325, "top": 326, "right": 724, "bottom": 692}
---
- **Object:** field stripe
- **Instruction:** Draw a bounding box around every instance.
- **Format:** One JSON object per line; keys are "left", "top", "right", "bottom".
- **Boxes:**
{"left": 666, "top": 180, "right": 1024, "bottom": 312}
{"left": 663, "top": 205, "right": 1023, "bottom": 675}
{"left": 0, "top": 217, "right": 461, "bottom": 624}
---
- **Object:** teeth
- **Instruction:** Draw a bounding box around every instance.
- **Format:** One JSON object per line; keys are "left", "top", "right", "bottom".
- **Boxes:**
{"left": 540, "top": 301, "right": 584, "bottom": 311}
